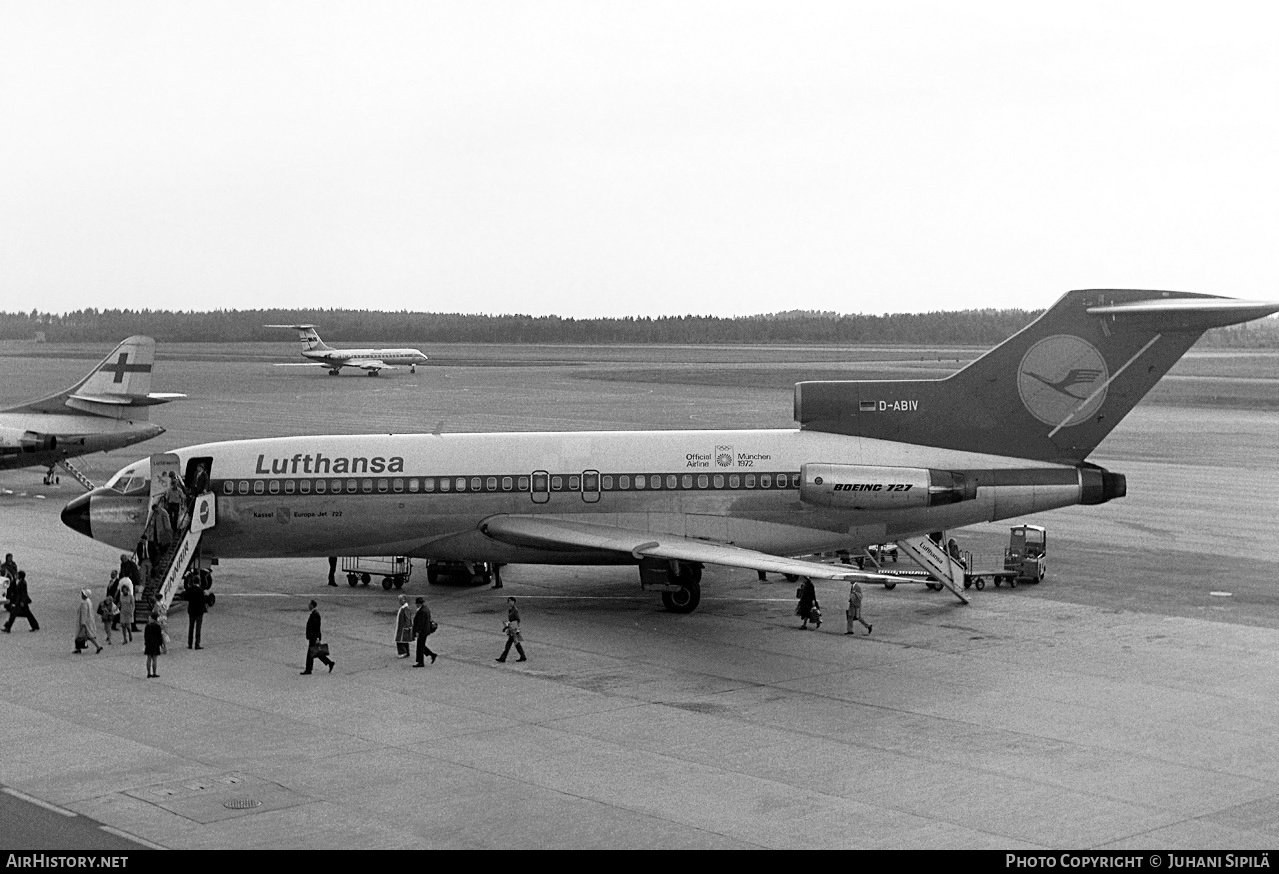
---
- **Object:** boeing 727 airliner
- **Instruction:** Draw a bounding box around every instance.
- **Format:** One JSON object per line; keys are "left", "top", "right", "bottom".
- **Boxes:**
{"left": 65, "top": 291, "right": 1278, "bottom": 612}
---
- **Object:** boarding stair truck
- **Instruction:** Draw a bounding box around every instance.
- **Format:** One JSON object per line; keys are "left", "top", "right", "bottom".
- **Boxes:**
{"left": 152, "top": 491, "right": 217, "bottom": 613}
{"left": 963, "top": 524, "right": 1047, "bottom": 589}
{"left": 891, "top": 533, "right": 970, "bottom": 603}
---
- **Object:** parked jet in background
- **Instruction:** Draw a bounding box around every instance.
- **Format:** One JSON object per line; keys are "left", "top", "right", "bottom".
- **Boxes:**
{"left": 68, "top": 291, "right": 1278, "bottom": 614}
{"left": 1, "top": 336, "right": 182, "bottom": 482}
{"left": 267, "top": 325, "right": 428, "bottom": 376}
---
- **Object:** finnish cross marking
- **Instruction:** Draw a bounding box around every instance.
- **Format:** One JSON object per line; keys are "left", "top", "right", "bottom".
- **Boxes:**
{"left": 101, "top": 352, "right": 152, "bottom": 383}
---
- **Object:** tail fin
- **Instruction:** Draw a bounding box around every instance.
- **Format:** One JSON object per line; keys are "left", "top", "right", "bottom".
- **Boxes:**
{"left": 795, "top": 290, "right": 1279, "bottom": 463}
{"left": 4, "top": 336, "right": 183, "bottom": 421}
{"left": 265, "top": 324, "right": 330, "bottom": 352}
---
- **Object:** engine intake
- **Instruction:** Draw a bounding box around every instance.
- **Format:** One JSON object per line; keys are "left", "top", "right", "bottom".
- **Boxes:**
{"left": 800, "top": 463, "right": 976, "bottom": 510}
{"left": 0, "top": 428, "right": 58, "bottom": 453}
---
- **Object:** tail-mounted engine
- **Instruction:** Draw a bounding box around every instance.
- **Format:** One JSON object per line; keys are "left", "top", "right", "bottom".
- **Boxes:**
{"left": 799, "top": 463, "right": 976, "bottom": 510}
{"left": 0, "top": 428, "right": 58, "bottom": 453}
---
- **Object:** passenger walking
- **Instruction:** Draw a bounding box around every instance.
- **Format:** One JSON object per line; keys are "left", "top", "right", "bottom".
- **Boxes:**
{"left": 105, "top": 569, "right": 121, "bottom": 631}
{"left": 411, "top": 597, "right": 437, "bottom": 667}
{"left": 75, "top": 589, "right": 102, "bottom": 654}
{"left": 119, "top": 553, "right": 142, "bottom": 591}
{"left": 96, "top": 591, "right": 119, "bottom": 644}
{"left": 118, "top": 573, "right": 136, "bottom": 642}
{"left": 394, "top": 595, "right": 413, "bottom": 658}
{"left": 1, "top": 553, "right": 17, "bottom": 583}
{"left": 301, "top": 600, "right": 334, "bottom": 674}
{"left": 185, "top": 578, "right": 206, "bottom": 649}
{"left": 496, "top": 597, "right": 527, "bottom": 662}
{"left": 147, "top": 500, "right": 174, "bottom": 565}
{"left": 845, "top": 581, "right": 872, "bottom": 635}
{"left": 144, "top": 610, "right": 163, "bottom": 678}
{"left": 164, "top": 473, "right": 186, "bottom": 532}
{"left": 795, "top": 577, "right": 821, "bottom": 629}
{"left": 3, "top": 570, "right": 39, "bottom": 632}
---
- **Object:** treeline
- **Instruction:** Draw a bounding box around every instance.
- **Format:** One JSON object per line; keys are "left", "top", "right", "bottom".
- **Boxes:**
{"left": 0, "top": 307, "right": 1274, "bottom": 347}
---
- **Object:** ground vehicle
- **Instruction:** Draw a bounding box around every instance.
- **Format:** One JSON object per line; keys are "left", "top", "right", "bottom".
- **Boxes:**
{"left": 425, "top": 560, "right": 496, "bottom": 586}
{"left": 341, "top": 555, "right": 411, "bottom": 589}
{"left": 964, "top": 525, "right": 1047, "bottom": 589}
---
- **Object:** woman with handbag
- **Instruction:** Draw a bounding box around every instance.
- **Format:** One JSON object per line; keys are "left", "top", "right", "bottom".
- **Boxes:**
{"left": 301, "top": 599, "right": 335, "bottom": 674}
{"left": 795, "top": 577, "right": 821, "bottom": 630}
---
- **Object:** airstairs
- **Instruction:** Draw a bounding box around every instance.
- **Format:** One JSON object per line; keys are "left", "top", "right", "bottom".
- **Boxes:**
{"left": 58, "top": 458, "right": 96, "bottom": 492}
{"left": 893, "top": 534, "right": 970, "bottom": 604}
{"left": 138, "top": 492, "right": 216, "bottom": 616}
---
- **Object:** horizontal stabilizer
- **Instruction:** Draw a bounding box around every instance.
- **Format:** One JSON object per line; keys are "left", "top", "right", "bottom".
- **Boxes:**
{"left": 480, "top": 515, "right": 893, "bottom": 583}
{"left": 68, "top": 392, "right": 186, "bottom": 407}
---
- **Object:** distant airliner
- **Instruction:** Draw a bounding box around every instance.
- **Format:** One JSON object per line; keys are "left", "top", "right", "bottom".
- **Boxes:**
{"left": 267, "top": 324, "right": 428, "bottom": 376}
{"left": 1, "top": 336, "right": 182, "bottom": 481}
{"left": 67, "top": 291, "right": 1277, "bottom": 614}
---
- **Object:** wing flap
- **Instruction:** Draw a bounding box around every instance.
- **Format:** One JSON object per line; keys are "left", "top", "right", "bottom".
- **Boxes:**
{"left": 350, "top": 359, "right": 394, "bottom": 372}
{"left": 480, "top": 515, "right": 891, "bottom": 583}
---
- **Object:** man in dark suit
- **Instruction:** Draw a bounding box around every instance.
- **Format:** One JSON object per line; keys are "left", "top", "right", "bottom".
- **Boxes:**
{"left": 3, "top": 570, "right": 38, "bottom": 632}
{"left": 411, "top": 597, "right": 437, "bottom": 667}
{"left": 301, "top": 599, "right": 334, "bottom": 674}
{"left": 186, "top": 578, "right": 206, "bottom": 649}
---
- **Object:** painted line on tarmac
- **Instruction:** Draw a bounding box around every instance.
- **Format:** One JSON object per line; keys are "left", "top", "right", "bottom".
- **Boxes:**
{"left": 3, "top": 787, "right": 76, "bottom": 817}
{"left": 99, "top": 825, "right": 167, "bottom": 849}
{"left": 1210, "top": 591, "right": 1233, "bottom": 597}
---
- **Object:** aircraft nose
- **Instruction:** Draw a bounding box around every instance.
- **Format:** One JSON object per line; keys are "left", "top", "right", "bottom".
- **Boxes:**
{"left": 61, "top": 492, "right": 93, "bottom": 539}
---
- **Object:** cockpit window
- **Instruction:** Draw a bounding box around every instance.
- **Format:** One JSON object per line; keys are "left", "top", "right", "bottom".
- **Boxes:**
{"left": 106, "top": 466, "right": 151, "bottom": 495}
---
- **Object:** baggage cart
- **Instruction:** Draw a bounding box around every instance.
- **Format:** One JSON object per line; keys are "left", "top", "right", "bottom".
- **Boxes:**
{"left": 340, "top": 556, "right": 412, "bottom": 590}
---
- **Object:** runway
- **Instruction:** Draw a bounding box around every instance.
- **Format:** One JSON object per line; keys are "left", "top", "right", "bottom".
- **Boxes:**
{"left": 0, "top": 344, "right": 1276, "bottom": 849}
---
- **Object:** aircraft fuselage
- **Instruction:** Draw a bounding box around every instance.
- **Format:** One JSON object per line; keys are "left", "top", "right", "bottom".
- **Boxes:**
{"left": 65, "top": 428, "right": 1109, "bottom": 562}
{"left": 303, "top": 348, "right": 429, "bottom": 367}
{"left": 0, "top": 414, "right": 164, "bottom": 471}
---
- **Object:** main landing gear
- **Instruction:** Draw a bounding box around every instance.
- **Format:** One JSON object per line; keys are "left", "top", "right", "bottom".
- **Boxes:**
{"left": 328, "top": 369, "right": 340, "bottom": 376}
{"left": 638, "top": 558, "right": 702, "bottom": 614}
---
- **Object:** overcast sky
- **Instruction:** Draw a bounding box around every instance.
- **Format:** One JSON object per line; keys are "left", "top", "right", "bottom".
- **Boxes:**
{"left": 2, "top": 1, "right": 1276, "bottom": 318}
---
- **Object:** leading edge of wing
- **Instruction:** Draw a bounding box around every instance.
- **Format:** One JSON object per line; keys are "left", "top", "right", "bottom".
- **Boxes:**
{"left": 479, "top": 515, "right": 890, "bottom": 583}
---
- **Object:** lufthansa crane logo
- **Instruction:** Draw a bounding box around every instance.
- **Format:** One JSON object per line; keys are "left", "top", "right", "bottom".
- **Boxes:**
{"left": 1017, "top": 335, "right": 1109, "bottom": 428}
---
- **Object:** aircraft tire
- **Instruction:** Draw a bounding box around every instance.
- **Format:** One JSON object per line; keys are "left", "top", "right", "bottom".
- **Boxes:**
{"left": 426, "top": 565, "right": 439, "bottom": 585}
{"left": 784, "top": 573, "right": 799, "bottom": 583}
{"left": 661, "top": 581, "right": 700, "bottom": 614}
{"left": 884, "top": 581, "right": 896, "bottom": 590}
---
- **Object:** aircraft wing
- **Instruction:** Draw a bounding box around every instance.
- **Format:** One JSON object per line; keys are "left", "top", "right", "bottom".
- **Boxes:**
{"left": 479, "top": 515, "right": 892, "bottom": 583}
{"left": 349, "top": 359, "right": 394, "bottom": 372}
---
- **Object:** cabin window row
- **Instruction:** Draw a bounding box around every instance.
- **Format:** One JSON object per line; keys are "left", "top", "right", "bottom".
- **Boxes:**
{"left": 218, "top": 472, "right": 799, "bottom": 496}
